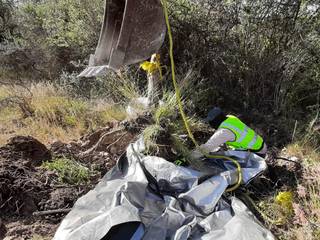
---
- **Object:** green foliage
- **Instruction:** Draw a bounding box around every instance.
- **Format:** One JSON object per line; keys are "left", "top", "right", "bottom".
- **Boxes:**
{"left": 100, "top": 70, "right": 141, "bottom": 103}
{"left": 9, "top": 0, "right": 104, "bottom": 79}
{"left": 20, "top": 0, "right": 103, "bottom": 50}
{"left": 143, "top": 91, "right": 206, "bottom": 157}
{"left": 0, "top": 0, "right": 16, "bottom": 43}
{"left": 166, "top": 0, "right": 320, "bottom": 118}
{"left": 143, "top": 124, "right": 162, "bottom": 152}
{"left": 154, "top": 92, "right": 177, "bottom": 124}
{"left": 42, "top": 157, "right": 91, "bottom": 184}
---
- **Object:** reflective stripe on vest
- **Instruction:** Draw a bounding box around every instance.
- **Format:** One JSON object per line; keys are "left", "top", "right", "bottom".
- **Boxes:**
{"left": 218, "top": 115, "right": 263, "bottom": 151}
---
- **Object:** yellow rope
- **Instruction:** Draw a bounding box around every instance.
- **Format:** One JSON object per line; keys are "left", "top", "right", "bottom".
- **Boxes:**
{"left": 160, "top": 0, "right": 242, "bottom": 192}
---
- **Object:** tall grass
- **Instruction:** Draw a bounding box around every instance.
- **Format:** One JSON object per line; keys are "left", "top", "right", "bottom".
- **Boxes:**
{"left": 0, "top": 83, "right": 128, "bottom": 145}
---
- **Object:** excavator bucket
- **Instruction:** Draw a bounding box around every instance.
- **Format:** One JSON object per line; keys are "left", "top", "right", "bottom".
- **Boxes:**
{"left": 79, "top": 0, "right": 166, "bottom": 77}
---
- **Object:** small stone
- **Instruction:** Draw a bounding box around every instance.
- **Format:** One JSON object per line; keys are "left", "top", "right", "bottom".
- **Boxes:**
{"left": 290, "top": 156, "right": 299, "bottom": 162}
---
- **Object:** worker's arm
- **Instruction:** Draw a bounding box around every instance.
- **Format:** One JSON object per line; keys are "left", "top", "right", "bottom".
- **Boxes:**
{"left": 191, "top": 128, "right": 235, "bottom": 159}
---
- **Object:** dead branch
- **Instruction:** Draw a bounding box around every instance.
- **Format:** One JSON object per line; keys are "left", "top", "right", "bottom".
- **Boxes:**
{"left": 33, "top": 208, "right": 71, "bottom": 217}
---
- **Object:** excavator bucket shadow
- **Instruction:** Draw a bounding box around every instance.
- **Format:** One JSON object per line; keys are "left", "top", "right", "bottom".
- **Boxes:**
{"left": 79, "top": 0, "right": 166, "bottom": 77}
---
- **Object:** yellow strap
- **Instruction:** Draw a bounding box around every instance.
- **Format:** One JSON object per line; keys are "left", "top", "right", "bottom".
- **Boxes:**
{"left": 160, "top": 0, "right": 242, "bottom": 192}
{"left": 140, "top": 54, "right": 163, "bottom": 79}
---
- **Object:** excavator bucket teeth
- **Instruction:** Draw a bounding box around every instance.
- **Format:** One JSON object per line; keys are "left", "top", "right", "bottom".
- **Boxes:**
{"left": 79, "top": 0, "right": 166, "bottom": 77}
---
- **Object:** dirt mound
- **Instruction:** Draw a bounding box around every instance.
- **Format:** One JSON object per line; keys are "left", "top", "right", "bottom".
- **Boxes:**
{"left": 1, "top": 136, "right": 51, "bottom": 166}
{"left": 0, "top": 136, "right": 52, "bottom": 216}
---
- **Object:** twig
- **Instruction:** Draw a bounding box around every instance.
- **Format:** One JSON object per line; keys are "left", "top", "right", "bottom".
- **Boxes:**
{"left": 0, "top": 196, "right": 13, "bottom": 209}
{"left": 275, "top": 156, "right": 301, "bottom": 164}
{"left": 33, "top": 208, "right": 71, "bottom": 216}
{"left": 106, "top": 133, "right": 127, "bottom": 151}
{"left": 292, "top": 120, "right": 298, "bottom": 142}
{"left": 82, "top": 128, "right": 124, "bottom": 155}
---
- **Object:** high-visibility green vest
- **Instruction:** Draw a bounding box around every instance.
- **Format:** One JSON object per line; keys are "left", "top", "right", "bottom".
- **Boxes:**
{"left": 218, "top": 115, "right": 263, "bottom": 151}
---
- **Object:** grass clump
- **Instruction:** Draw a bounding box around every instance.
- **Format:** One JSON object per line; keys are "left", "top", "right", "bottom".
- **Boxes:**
{"left": 42, "top": 157, "right": 92, "bottom": 185}
{"left": 142, "top": 91, "right": 207, "bottom": 165}
{"left": 99, "top": 105, "right": 127, "bottom": 122}
{"left": 154, "top": 92, "right": 177, "bottom": 125}
{"left": 257, "top": 191, "right": 294, "bottom": 226}
{"left": 143, "top": 124, "right": 162, "bottom": 152}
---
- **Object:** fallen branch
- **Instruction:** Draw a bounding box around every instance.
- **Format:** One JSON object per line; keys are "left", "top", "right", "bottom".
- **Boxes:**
{"left": 275, "top": 156, "right": 301, "bottom": 164}
{"left": 33, "top": 208, "right": 71, "bottom": 216}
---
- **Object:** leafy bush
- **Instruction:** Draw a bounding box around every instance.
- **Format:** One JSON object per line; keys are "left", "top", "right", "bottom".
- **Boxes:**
{"left": 58, "top": 72, "right": 110, "bottom": 99}
{"left": 9, "top": 0, "right": 104, "bottom": 79}
{"left": 0, "top": 0, "right": 16, "bottom": 43}
{"left": 165, "top": 0, "right": 320, "bottom": 119}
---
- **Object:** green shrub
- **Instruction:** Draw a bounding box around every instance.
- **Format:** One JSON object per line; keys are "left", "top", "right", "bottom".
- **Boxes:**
{"left": 143, "top": 124, "right": 162, "bottom": 152}
{"left": 11, "top": 0, "right": 104, "bottom": 79}
{"left": 164, "top": 0, "right": 320, "bottom": 119}
{"left": 0, "top": 0, "right": 16, "bottom": 43}
{"left": 58, "top": 72, "right": 111, "bottom": 99}
{"left": 42, "top": 157, "right": 91, "bottom": 184}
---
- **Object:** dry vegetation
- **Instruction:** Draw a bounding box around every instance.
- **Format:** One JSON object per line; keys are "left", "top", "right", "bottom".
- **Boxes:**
{"left": 0, "top": 83, "right": 127, "bottom": 145}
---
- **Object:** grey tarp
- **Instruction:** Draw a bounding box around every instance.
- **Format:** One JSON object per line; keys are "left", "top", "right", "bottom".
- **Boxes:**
{"left": 54, "top": 138, "right": 275, "bottom": 240}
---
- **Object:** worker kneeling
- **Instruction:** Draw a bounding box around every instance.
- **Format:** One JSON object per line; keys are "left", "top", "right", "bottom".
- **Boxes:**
{"left": 192, "top": 107, "right": 267, "bottom": 160}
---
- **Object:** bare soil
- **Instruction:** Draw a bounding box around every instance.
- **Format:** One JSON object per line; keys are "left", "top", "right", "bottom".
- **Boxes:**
{"left": 0, "top": 120, "right": 140, "bottom": 240}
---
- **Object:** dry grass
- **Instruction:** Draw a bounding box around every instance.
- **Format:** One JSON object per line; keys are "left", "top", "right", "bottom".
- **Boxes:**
{"left": 0, "top": 83, "right": 127, "bottom": 145}
{"left": 286, "top": 142, "right": 320, "bottom": 165}
{"left": 258, "top": 140, "right": 320, "bottom": 240}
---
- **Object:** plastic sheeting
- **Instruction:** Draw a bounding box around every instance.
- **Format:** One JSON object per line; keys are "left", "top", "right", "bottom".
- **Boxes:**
{"left": 54, "top": 138, "right": 275, "bottom": 240}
